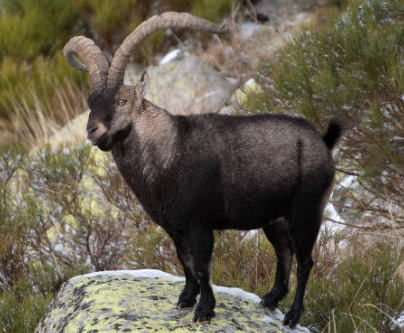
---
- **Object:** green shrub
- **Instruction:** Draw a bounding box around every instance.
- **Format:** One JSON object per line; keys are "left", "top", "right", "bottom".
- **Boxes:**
{"left": 0, "top": 0, "right": 79, "bottom": 62}
{"left": 301, "top": 241, "right": 404, "bottom": 332}
{"left": 191, "top": 0, "right": 236, "bottom": 23}
{"left": 211, "top": 230, "right": 276, "bottom": 297}
{"left": 0, "top": 292, "right": 52, "bottom": 333}
{"left": 248, "top": 0, "right": 404, "bottom": 121}
{"left": 0, "top": 143, "right": 28, "bottom": 288}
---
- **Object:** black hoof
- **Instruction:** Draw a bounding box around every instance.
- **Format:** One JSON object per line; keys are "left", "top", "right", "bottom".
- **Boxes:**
{"left": 283, "top": 307, "right": 303, "bottom": 328}
{"left": 176, "top": 298, "right": 196, "bottom": 309}
{"left": 193, "top": 305, "right": 215, "bottom": 323}
{"left": 260, "top": 292, "right": 280, "bottom": 310}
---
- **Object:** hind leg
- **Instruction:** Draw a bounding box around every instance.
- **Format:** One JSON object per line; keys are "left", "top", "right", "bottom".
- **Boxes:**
{"left": 283, "top": 197, "right": 324, "bottom": 328}
{"left": 261, "top": 219, "right": 294, "bottom": 309}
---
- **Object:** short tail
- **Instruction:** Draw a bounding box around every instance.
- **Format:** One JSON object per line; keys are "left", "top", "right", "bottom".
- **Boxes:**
{"left": 323, "top": 120, "right": 342, "bottom": 150}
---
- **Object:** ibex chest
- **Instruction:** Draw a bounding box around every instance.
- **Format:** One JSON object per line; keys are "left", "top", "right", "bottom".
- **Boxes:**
{"left": 112, "top": 144, "right": 178, "bottom": 222}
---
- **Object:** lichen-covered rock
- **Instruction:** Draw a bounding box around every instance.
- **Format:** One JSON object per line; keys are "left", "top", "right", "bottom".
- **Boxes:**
{"left": 35, "top": 270, "right": 310, "bottom": 333}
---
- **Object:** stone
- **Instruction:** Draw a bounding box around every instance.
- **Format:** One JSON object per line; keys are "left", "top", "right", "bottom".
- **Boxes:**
{"left": 125, "top": 53, "right": 234, "bottom": 115}
{"left": 35, "top": 270, "right": 311, "bottom": 333}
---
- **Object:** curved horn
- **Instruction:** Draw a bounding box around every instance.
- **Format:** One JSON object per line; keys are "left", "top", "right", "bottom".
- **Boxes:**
{"left": 63, "top": 36, "right": 109, "bottom": 92}
{"left": 107, "top": 12, "right": 229, "bottom": 89}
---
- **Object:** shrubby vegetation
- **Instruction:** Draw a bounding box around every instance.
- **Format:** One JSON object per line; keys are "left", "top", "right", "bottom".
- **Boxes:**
{"left": 303, "top": 241, "right": 404, "bottom": 332}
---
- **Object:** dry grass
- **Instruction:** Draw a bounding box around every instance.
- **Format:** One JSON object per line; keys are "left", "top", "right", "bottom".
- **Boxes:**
{"left": 0, "top": 79, "right": 88, "bottom": 149}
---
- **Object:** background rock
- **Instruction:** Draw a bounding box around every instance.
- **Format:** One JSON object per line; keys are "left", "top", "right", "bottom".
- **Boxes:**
{"left": 125, "top": 53, "right": 235, "bottom": 115}
{"left": 35, "top": 270, "right": 311, "bottom": 333}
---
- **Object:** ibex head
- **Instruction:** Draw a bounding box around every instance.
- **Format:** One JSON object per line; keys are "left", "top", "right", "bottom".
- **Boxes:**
{"left": 83, "top": 72, "right": 150, "bottom": 151}
{"left": 63, "top": 12, "right": 228, "bottom": 151}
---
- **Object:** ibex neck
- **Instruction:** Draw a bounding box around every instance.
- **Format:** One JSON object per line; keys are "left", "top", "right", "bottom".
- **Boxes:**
{"left": 113, "top": 99, "right": 179, "bottom": 184}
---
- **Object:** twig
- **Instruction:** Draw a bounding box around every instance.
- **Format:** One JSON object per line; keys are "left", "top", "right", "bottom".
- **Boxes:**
{"left": 325, "top": 217, "right": 375, "bottom": 231}
{"left": 243, "top": 0, "right": 259, "bottom": 23}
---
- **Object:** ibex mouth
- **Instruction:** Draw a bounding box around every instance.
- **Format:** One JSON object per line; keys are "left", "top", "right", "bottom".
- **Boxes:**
{"left": 88, "top": 132, "right": 105, "bottom": 145}
{"left": 89, "top": 133, "right": 112, "bottom": 151}
{"left": 90, "top": 136, "right": 103, "bottom": 146}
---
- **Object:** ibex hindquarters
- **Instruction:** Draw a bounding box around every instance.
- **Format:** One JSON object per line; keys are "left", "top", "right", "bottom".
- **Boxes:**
{"left": 64, "top": 11, "right": 342, "bottom": 328}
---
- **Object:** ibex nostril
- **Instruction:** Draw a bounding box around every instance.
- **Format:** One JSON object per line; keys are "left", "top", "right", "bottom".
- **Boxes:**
{"left": 89, "top": 127, "right": 98, "bottom": 134}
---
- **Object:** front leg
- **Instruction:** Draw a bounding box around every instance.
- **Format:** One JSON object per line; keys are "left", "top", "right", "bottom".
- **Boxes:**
{"left": 189, "top": 225, "right": 215, "bottom": 323}
{"left": 171, "top": 234, "right": 200, "bottom": 309}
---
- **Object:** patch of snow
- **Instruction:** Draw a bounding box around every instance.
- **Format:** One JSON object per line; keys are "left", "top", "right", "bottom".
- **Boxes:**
{"left": 323, "top": 202, "right": 346, "bottom": 233}
{"left": 213, "top": 285, "right": 261, "bottom": 303}
{"left": 54, "top": 244, "right": 65, "bottom": 253}
{"left": 160, "top": 49, "right": 181, "bottom": 65}
{"left": 391, "top": 136, "right": 404, "bottom": 142}
{"left": 339, "top": 175, "right": 356, "bottom": 189}
{"left": 227, "top": 77, "right": 239, "bottom": 86}
{"left": 239, "top": 21, "right": 261, "bottom": 39}
{"left": 70, "top": 269, "right": 185, "bottom": 282}
{"left": 244, "top": 78, "right": 256, "bottom": 87}
{"left": 241, "top": 230, "right": 259, "bottom": 241}
{"left": 394, "top": 311, "right": 404, "bottom": 328}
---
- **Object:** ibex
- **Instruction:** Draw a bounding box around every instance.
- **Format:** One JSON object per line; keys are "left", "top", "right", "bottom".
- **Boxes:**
{"left": 64, "top": 12, "right": 341, "bottom": 328}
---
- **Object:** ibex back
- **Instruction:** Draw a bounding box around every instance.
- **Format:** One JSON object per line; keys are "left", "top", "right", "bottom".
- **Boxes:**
{"left": 64, "top": 12, "right": 341, "bottom": 328}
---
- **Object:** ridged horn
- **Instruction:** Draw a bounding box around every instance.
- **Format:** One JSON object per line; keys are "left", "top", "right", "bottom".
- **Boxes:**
{"left": 107, "top": 12, "right": 229, "bottom": 89}
{"left": 63, "top": 36, "right": 109, "bottom": 92}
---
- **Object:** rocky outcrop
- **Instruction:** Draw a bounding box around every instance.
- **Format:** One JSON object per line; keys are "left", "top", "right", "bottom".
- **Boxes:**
{"left": 35, "top": 270, "right": 310, "bottom": 333}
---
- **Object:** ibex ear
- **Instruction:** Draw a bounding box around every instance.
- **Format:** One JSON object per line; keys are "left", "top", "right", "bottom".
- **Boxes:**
{"left": 134, "top": 71, "right": 149, "bottom": 100}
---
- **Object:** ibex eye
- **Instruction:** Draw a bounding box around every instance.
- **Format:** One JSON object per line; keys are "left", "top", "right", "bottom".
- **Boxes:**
{"left": 117, "top": 99, "right": 127, "bottom": 106}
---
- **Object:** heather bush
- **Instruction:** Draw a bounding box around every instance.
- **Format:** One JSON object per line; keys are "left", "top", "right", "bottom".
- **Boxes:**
{"left": 0, "top": 292, "right": 52, "bottom": 333}
{"left": 301, "top": 239, "right": 404, "bottom": 332}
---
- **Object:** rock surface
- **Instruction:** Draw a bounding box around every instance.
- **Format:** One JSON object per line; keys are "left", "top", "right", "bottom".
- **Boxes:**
{"left": 35, "top": 270, "right": 310, "bottom": 333}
